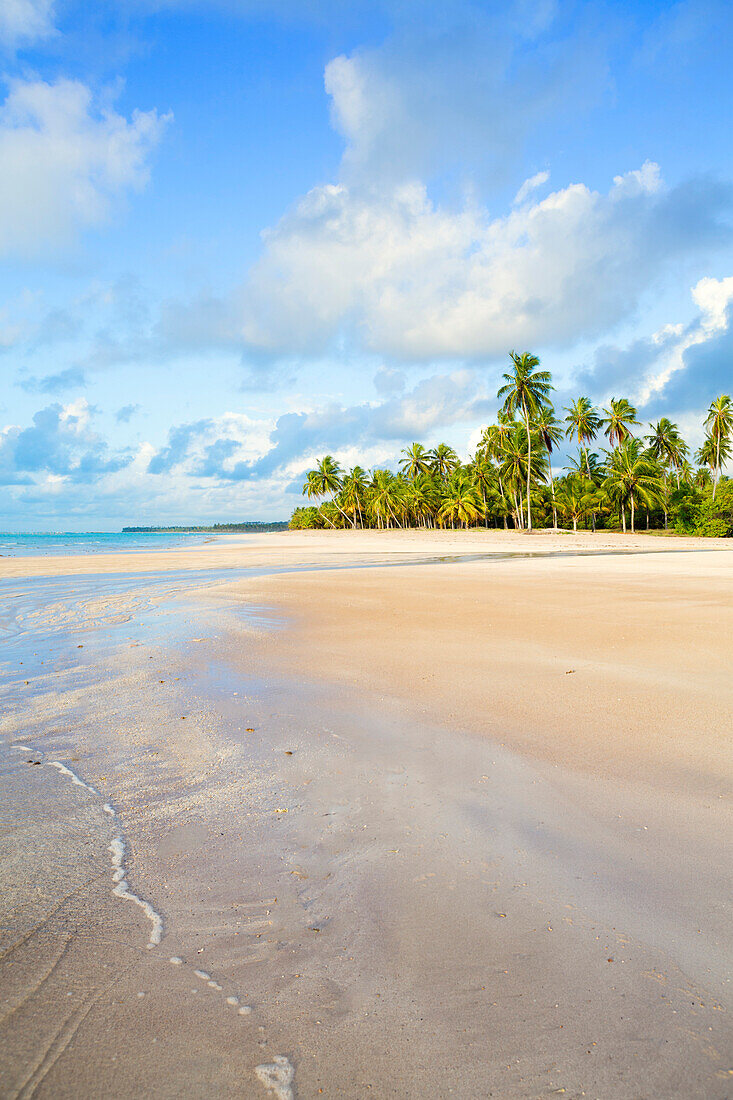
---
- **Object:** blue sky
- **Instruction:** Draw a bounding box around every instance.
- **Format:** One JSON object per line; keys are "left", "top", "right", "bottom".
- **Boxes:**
{"left": 1, "top": 0, "right": 732, "bottom": 529}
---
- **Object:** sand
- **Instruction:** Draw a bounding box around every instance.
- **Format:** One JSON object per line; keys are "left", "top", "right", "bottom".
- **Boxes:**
{"left": 1, "top": 530, "right": 731, "bottom": 1098}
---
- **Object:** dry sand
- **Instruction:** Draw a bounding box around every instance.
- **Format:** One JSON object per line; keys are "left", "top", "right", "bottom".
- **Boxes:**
{"left": 1, "top": 530, "right": 732, "bottom": 1098}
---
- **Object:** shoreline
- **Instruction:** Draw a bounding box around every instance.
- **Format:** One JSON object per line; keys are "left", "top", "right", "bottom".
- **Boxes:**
{"left": 1, "top": 531, "right": 731, "bottom": 1096}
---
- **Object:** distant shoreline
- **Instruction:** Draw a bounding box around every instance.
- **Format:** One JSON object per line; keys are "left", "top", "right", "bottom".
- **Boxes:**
{"left": 121, "top": 522, "right": 289, "bottom": 533}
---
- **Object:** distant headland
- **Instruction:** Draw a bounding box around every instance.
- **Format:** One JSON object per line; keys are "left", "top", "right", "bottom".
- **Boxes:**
{"left": 122, "top": 522, "right": 289, "bottom": 533}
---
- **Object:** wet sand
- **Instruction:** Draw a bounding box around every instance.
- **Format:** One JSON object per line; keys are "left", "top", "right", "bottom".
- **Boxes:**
{"left": 1, "top": 531, "right": 732, "bottom": 1098}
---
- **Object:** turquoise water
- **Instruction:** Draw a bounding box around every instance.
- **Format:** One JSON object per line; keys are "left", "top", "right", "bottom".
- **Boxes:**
{"left": 0, "top": 531, "right": 214, "bottom": 556}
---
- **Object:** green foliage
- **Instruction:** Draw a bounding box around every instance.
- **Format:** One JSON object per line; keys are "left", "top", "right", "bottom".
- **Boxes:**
{"left": 291, "top": 366, "right": 733, "bottom": 536}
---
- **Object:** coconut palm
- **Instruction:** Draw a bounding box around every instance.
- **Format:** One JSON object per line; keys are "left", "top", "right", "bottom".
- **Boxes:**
{"left": 601, "top": 437, "right": 662, "bottom": 533}
{"left": 405, "top": 472, "right": 440, "bottom": 528}
{"left": 535, "top": 406, "right": 563, "bottom": 528}
{"left": 368, "top": 469, "right": 406, "bottom": 529}
{"left": 497, "top": 351, "right": 553, "bottom": 530}
{"left": 556, "top": 475, "right": 595, "bottom": 532}
{"left": 480, "top": 412, "right": 516, "bottom": 528}
{"left": 470, "top": 451, "right": 495, "bottom": 528}
{"left": 696, "top": 431, "right": 731, "bottom": 491}
{"left": 340, "top": 466, "right": 369, "bottom": 528}
{"left": 399, "top": 442, "right": 432, "bottom": 481}
{"left": 430, "top": 443, "right": 460, "bottom": 480}
{"left": 438, "top": 473, "right": 482, "bottom": 529}
{"left": 645, "top": 418, "right": 689, "bottom": 488}
{"left": 302, "top": 469, "right": 338, "bottom": 527}
{"left": 704, "top": 395, "right": 733, "bottom": 498}
{"left": 601, "top": 398, "right": 640, "bottom": 449}
{"left": 564, "top": 397, "right": 601, "bottom": 480}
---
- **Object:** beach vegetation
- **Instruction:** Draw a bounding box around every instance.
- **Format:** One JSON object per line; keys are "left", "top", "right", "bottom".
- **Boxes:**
{"left": 291, "top": 362, "right": 732, "bottom": 537}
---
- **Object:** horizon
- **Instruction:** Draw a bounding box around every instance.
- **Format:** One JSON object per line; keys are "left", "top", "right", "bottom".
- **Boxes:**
{"left": 1, "top": 0, "right": 732, "bottom": 528}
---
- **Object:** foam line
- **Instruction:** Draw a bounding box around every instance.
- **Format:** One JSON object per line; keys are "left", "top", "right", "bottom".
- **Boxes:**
{"left": 255, "top": 1056, "right": 295, "bottom": 1100}
{"left": 42, "top": 757, "right": 164, "bottom": 949}
{"left": 108, "top": 835, "right": 164, "bottom": 948}
{"left": 47, "top": 760, "right": 100, "bottom": 796}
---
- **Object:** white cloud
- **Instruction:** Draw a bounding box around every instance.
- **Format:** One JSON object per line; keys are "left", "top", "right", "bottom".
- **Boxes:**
{"left": 0, "top": 78, "right": 169, "bottom": 258}
{"left": 640, "top": 276, "right": 733, "bottom": 402}
{"left": 573, "top": 274, "right": 733, "bottom": 419}
{"left": 239, "top": 163, "right": 730, "bottom": 361}
{"left": 513, "top": 169, "right": 550, "bottom": 205}
{"left": 0, "top": 0, "right": 54, "bottom": 49}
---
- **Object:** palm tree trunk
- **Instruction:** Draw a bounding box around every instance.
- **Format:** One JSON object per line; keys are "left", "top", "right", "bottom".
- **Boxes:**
{"left": 714, "top": 434, "right": 720, "bottom": 499}
{"left": 631, "top": 496, "right": 635, "bottom": 534}
{"left": 621, "top": 506, "right": 626, "bottom": 533}
{"left": 548, "top": 467, "right": 557, "bottom": 528}
{"left": 524, "top": 403, "right": 532, "bottom": 531}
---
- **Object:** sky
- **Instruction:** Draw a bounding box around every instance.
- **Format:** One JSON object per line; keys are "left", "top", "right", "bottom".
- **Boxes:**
{"left": 1, "top": 0, "right": 732, "bottom": 530}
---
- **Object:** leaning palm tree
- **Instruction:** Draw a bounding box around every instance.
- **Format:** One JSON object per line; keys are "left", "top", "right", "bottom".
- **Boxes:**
{"left": 704, "top": 395, "right": 733, "bottom": 498}
{"left": 399, "top": 442, "right": 432, "bottom": 481}
{"left": 497, "top": 351, "right": 553, "bottom": 531}
{"left": 430, "top": 443, "right": 460, "bottom": 480}
{"left": 535, "top": 406, "right": 563, "bottom": 528}
{"left": 601, "top": 437, "right": 662, "bottom": 533}
{"left": 303, "top": 455, "right": 355, "bottom": 527}
{"left": 645, "top": 418, "right": 689, "bottom": 488}
{"left": 302, "top": 469, "right": 337, "bottom": 527}
{"left": 601, "top": 398, "right": 640, "bottom": 449}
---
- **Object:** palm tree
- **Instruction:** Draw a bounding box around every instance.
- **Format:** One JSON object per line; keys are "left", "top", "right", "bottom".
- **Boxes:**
{"left": 645, "top": 418, "right": 689, "bottom": 488}
{"left": 470, "top": 451, "right": 495, "bottom": 528}
{"left": 430, "top": 443, "right": 460, "bottom": 480}
{"left": 564, "top": 396, "right": 601, "bottom": 479}
{"left": 556, "top": 475, "right": 595, "bottom": 532}
{"left": 601, "top": 398, "right": 639, "bottom": 449}
{"left": 481, "top": 412, "right": 515, "bottom": 529}
{"left": 535, "top": 406, "right": 563, "bottom": 528}
{"left": 704, "top": 395, "right": 733, "bottom": 498}
{"left": 497, "top": 351, "right": 553, "bottom": 531}
{"left": 368, "top": 469, "right": 406, "bottom": 529}
{"left": 302, "top": 469, "right": 337, "bottom": 527}
{"left": 696, "top": 431, "right": 731, "bottom": 492}
{"left": 438, "top": 473, "right": 482, "bottom": 529}
{"left": 340, "top": 466, "right": 369, "bottom": 528}
{"left": 399, "top": 442, "right": 432, "bottom": 481}
{"left": 405, "top": 472, "right": 440, "bottom": 528}
{"left": 601, "top": 437, "right": 662, "bottom": 533}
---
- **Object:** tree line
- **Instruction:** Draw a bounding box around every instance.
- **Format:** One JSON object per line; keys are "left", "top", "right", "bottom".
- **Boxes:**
{"left": 290, "top": 353, "right": 733, "bottom": 537}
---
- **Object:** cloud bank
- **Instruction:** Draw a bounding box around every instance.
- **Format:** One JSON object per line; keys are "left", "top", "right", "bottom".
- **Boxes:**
{"left": 238, "top": 163, "right": 731, "bottom": 361}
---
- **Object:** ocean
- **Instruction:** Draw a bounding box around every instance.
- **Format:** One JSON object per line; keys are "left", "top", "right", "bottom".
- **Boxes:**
{"left": 0, "top": 531, "right": 214, "bottom": 557}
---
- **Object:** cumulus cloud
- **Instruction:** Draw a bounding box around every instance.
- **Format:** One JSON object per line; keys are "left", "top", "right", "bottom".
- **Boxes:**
{"left": 0, "top": 0, "right": 55, "bottom": 49}
{"left": 239, "top": 164, "right": 731, "bottom": 361}
{"left": 0, "top": 78, "right": 169, "bottom": 258}
{"left": 572, "top": 275, "right": 733, "bottom": 415}
{"left": 0, "top": 399, "right": 132, "bottom": 485}
{"left": 147, "top": 370, "right": 492, "bottom": 482}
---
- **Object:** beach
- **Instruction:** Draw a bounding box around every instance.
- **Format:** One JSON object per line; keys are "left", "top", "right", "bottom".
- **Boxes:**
{"left": 1, "top": 530, "right": 731, "bottom": 1098}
